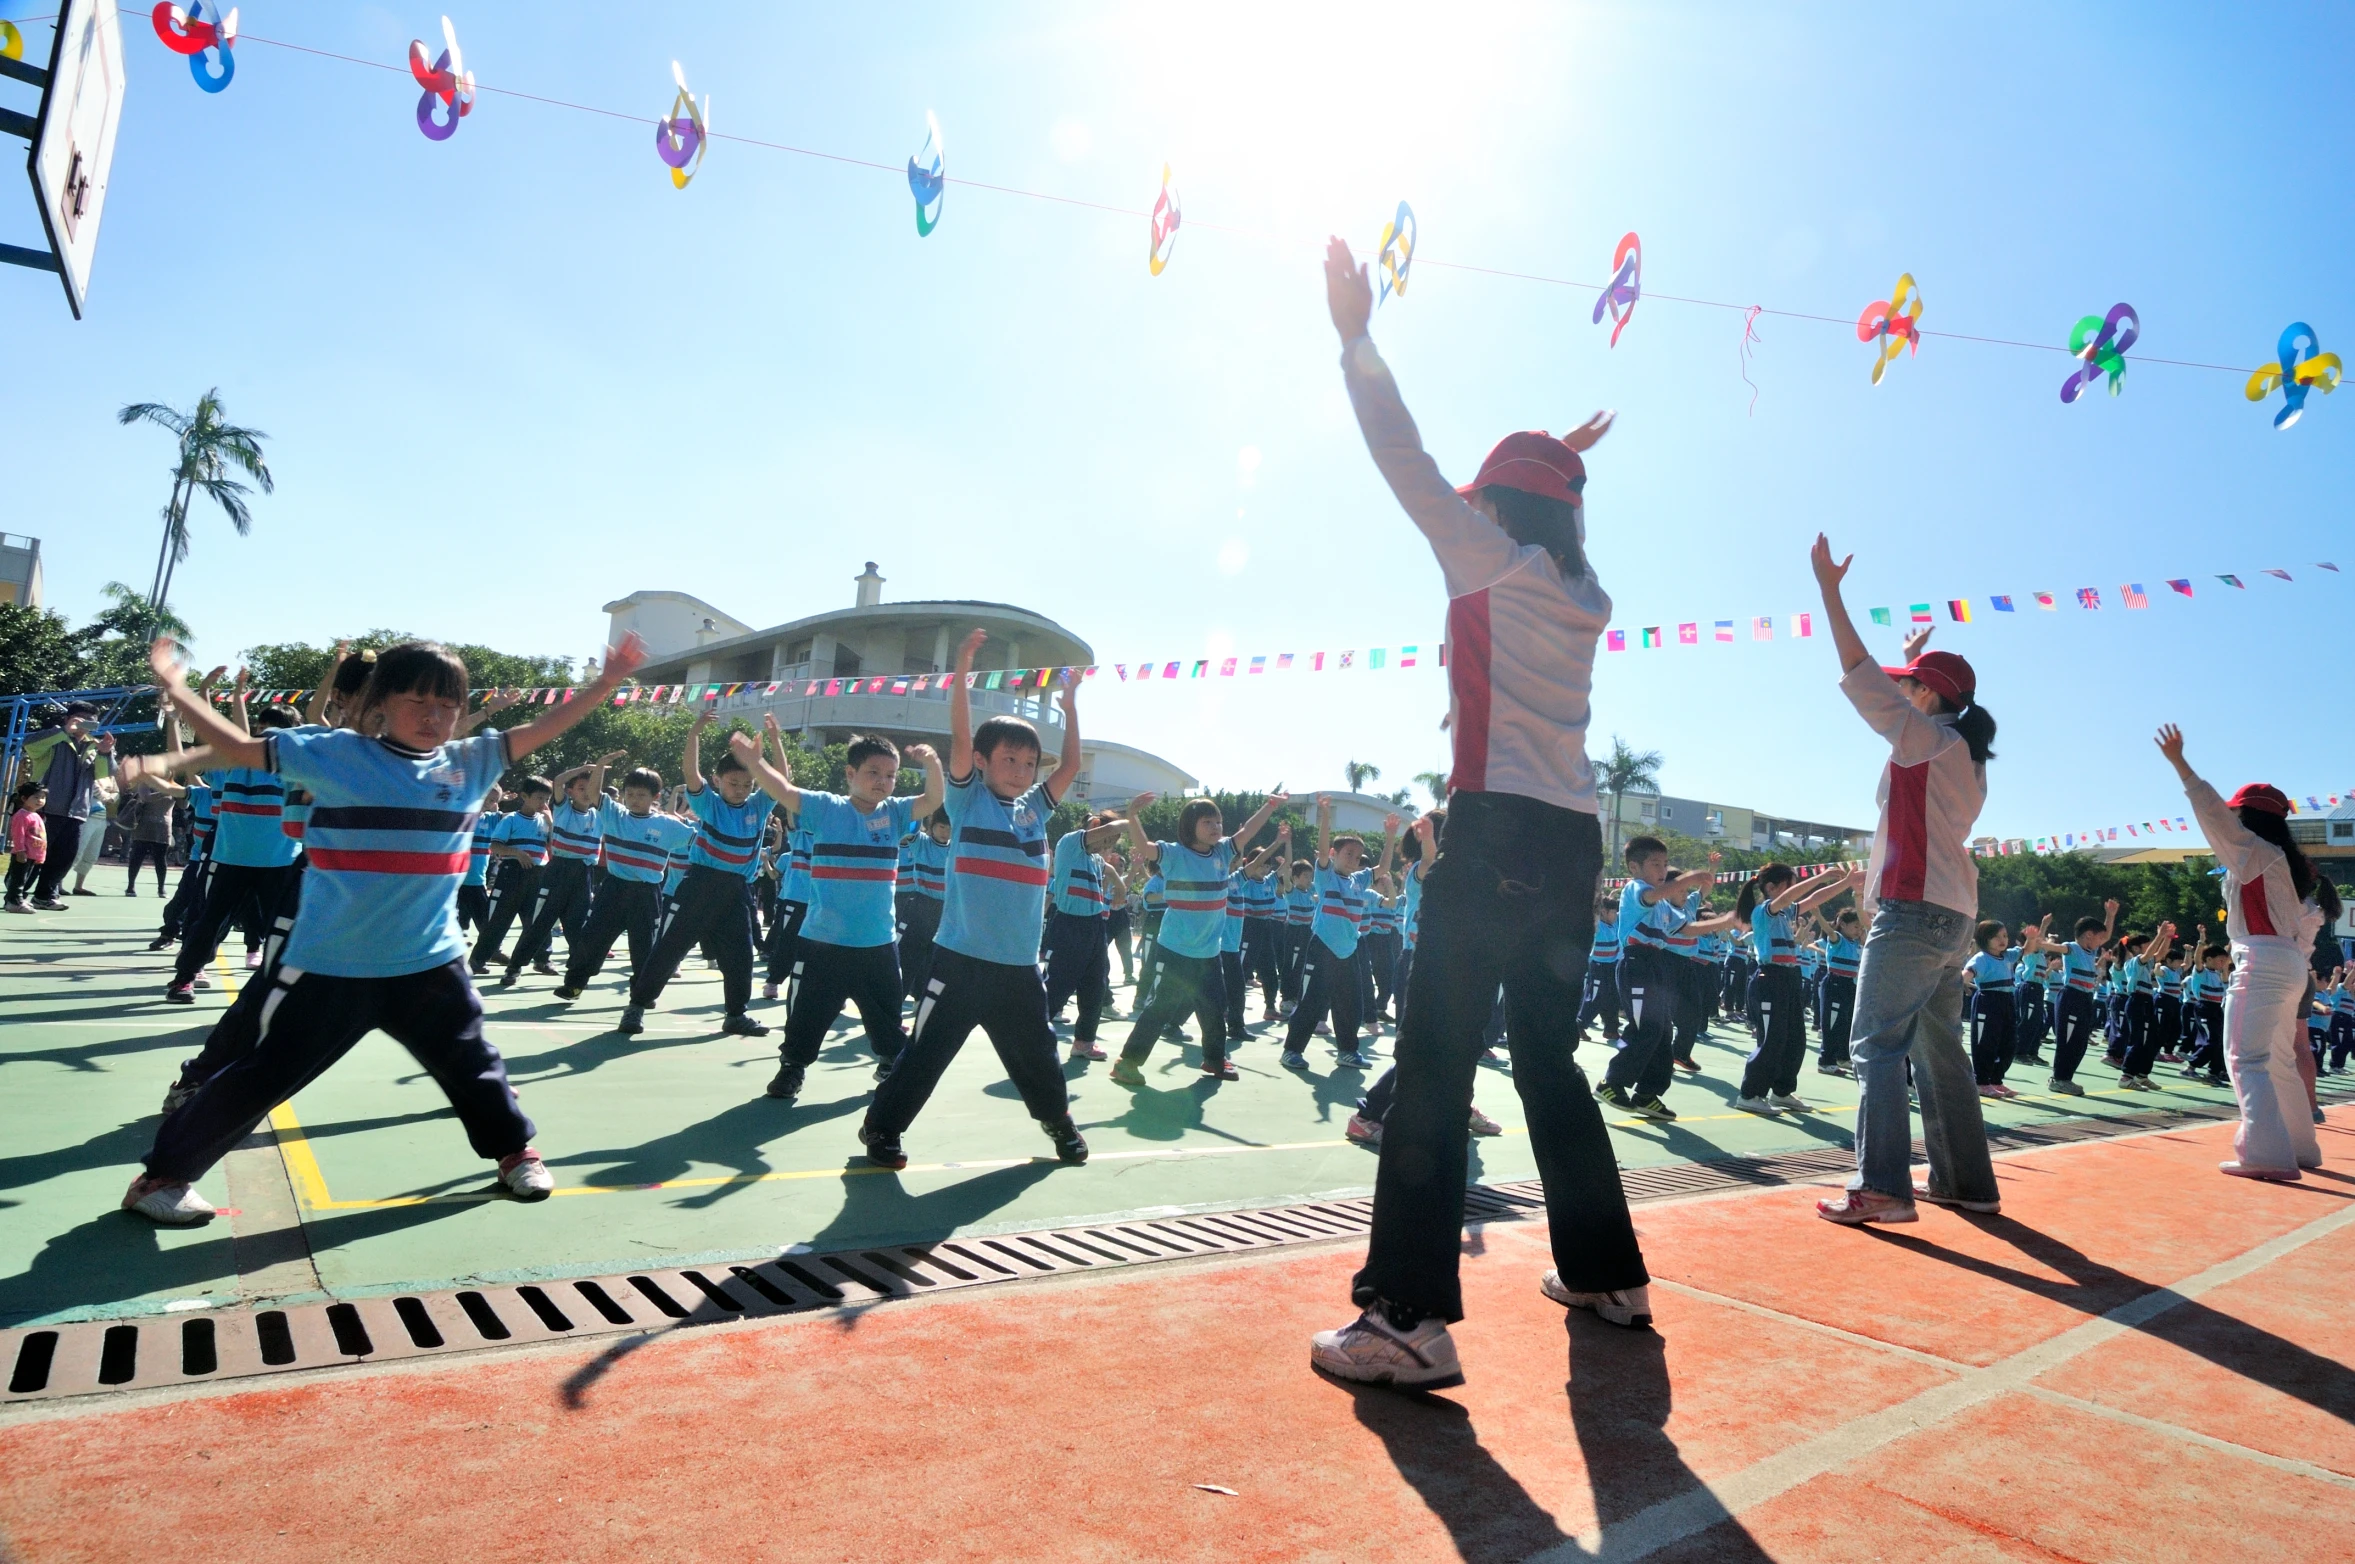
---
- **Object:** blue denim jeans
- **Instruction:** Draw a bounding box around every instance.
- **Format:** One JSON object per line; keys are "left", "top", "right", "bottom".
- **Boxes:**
{"left": 1847, "top": 899, "right": 1998, "bottom": 1203}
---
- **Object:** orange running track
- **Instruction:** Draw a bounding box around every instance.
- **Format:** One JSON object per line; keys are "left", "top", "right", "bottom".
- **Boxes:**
{"left": 2, "top": 1112, "right": 2350, "bottom": 1563}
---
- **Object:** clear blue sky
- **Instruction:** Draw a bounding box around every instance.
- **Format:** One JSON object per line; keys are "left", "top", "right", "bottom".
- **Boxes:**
{"left": 8, "top": 1, "right": 2350, "bottom": 841}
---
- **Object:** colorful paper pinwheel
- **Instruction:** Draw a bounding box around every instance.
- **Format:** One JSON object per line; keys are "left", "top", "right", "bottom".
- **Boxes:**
{"left": 152, "top": 2, "right": 237, "bottom": 93}
{"left": 1591, "top": 231, "right": 1640, "bottom": 346}
{"left": 907, "top": 111, "right": 945, "bottom": 236}
{"left": 1856, "top": 272, "right": 1923, "bottom": 385}
{"left": 654, "top": 61, "right": 709, "bottom": 189}
{"left": 409, "top": 16, "right": 475, "bottom": 142}
{"left": 1148, "top": 163, "right": 1180, "bottom": 276}
{"left": 1377, "top": 201, "right": 1415, "bottom": 305}
{"left": 2060, "top": 302, "right": 2138, "bottom": 403}
{"left": 2244, "top": 322, "right": 2341, "bottom": 430}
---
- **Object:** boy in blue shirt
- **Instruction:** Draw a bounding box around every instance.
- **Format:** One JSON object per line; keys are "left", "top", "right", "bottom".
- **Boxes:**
{"left": 1576, "top": 893, "right": 1622, "bottom": 1044}
{"left": 2009, "top": 914, "right": 2052, "bottom": 1067}
{"left": 756, "top": 723, "right": 945, "bottom": 1102}
{"left": 1280, "top": 858, "right": 1316, "bottom": 1005}
{"left": 121, "top": 632, "right": 646, "bottom": 1226}
{"left": 2047, "top": 899, "right": 2118, "bottom": 1095}
{"left": 150, "top": 714, "right": 217, "bottom": 951}
{"left": 1238, "top": 829, "right": 1289, "bottom": 1023}
{"left": 467, "top": 778, "right": 553, "bottom": 974}
{"left": 165, "top": 689, "right": 303, "bottom": 1000}
{"left": 1601, "top": 842, "right": 1736, "bottom": 1117}
{"left": 501, "top": 749, "right": 627, "bottom": 987}
{"left": 857, "top": 630, "right": 1090, "bottom": 1168}
{"left": 617, "top": 708, "right": 788, "bottom": 1039}
{"left": 1963, "top": 920, "right": 2019, "bottom": 1096}
{"left": 1114, "top": 791, "right": 1290, "bottom": 1081}
{"left": 457, "top": 783, "right": 506, "bottom": 942}
{"left": 1816, "top": 905, "right": 1865, "bottom": 1073}
{"left": 1043, "top": 809, "right": 1139, "bottom": 1064}
{"left": 1277, "top": 796, "right": 1395, "bottom": 1071}
{"left": 556, "top": 766, "right": 691, "bottom": 998}
{"left": 898, "top": 810, "right": 952, "bottom": 1000}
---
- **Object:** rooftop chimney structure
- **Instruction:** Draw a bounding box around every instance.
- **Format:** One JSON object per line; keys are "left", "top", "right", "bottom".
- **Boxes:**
{"left": 854, "top": 562, "right": 885, "bottom": 607}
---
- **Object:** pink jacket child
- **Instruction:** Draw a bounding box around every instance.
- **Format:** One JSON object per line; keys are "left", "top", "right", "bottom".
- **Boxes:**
{"left": 6, "top": 789, "right": 51, "bottom": 909}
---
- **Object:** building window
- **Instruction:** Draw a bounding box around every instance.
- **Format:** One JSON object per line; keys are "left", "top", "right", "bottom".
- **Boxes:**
{"left": 833, "top": 646, "right": 862, "bottom": 678}
{"left": 2333, "top": 822, "right": 2353, "bottom": 842}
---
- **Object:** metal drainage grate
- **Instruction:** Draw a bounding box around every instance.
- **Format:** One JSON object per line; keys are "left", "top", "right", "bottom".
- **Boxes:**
{"left": 0, "top": 1097, "right": 2275, "bottom": 1406}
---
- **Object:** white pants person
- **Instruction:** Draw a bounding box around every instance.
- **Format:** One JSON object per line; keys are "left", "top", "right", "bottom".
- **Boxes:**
{"left": 2221, "top": 940, "right": 2321, "bottom": 1173}
{"left": 69, "top": 810, "right": 109, "bottom": 889}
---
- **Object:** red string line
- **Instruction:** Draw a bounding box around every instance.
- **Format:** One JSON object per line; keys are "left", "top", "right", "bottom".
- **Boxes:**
{"left": 105, "top": 23, "right": 2267, "bottom": 379}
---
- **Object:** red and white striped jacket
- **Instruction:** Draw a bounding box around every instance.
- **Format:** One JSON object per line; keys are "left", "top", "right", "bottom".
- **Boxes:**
{"left": 2184, "top": 777, "right": 2326, "bottom": 948}
{"left": 1843, "top": 663, "right": 1984, "bottom": 919}
{"left": 1341, "top": 337, "right": 1610, "bottom": 814}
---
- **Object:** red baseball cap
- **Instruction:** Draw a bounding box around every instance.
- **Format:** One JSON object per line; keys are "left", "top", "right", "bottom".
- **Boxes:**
{"left": 2226, "top": 782, "right": 2291, "bottom": 817}
{"left": 1456, "top": 431, "right": 1586, "bottom": 505}
{"left": 1882, "top": 650, "right": 1976, "bottom": 706}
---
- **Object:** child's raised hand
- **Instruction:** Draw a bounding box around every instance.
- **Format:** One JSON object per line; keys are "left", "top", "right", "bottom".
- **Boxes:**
{"left": 603, "top": 632, "right": 649, "bottom": 683}
{"left": 148, "top": 637, "right": 186, "bottom": 685}
{"left": 689, "top": 706, "right": 713, "bottom": 733}
{"left": 726, "top": 730, "right": 759, "bottom": 761}
{"left": 1128, "top": 792, "right": 1156, "bottom": 815}
{"left": 1809, "top": 534, "right": 1852, "bottom": 591}
{"left": 905, "top": 743, "right": 937, "bottom": 766}
{"left": 1323, "top": 236, "right": 1372, "bottom": 344}
{"left": 958, "top": 628, "right": 988, "bottom": 666}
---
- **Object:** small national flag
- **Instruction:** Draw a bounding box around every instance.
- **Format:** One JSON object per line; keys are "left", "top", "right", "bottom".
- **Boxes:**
{"left": 1340, "top": 650, "right": 1356, "bottom": 668}
{"left": 1219, "top": 657, "right": 1236, "bottom": 677}
{"left": 1162, "top": 661, "right": 1180, "bottom": 679}
{"left": 2167, "top": 579, "right": 2193, "bottom": 597}
{"left": 1677, "top": 623, "right": 1699, "bottom": 646}
{"left": 804, "top": 680, "right": 821, "bottom": 696}
{"left": 1793, "top": 613, "right": 1813, "bottom": 638}
{"left": 2034, "top": 592, "right": 2055, "bottom": 610}
{"left": 1909, "top": 604, "right": 1934, "bottom": 624}
{"left": 2264, "top": 568, "right": 2293, "bottom": 581}
{"left": 985, "top": 671, "right": 1004, "bottom": 690}
{"left": 1607, "top": 629, "right": 1627, "bottom": 652}
{"left": 891, "top": 678, "right": 909, "bottom": 695}
{"left": 1641, "top": 626, "right": 1663, "bottom": 649}
{"left": 1947, "top": 599, "right": 1971, "bottom": 623}
{"left": 1114, "top": 664, "right": 1128, "bottom": 681}
{"left": 1714, "top": 620, "right": 1734, "bottom": 642}
{"left": 2127, "top": 824, "right": 2138, "bottom": 837}
{"left": 2122, "top": 584, "right": 2148, "bottom": 609}
{"left": 1369, "top": 649, "right": 1386, "bottom": 668}
{"left": 1752, "top": 616, "right": 1772, "bottom": 641}
{"left": 1399, "top": 646, "right": 1418, "bottom": 666}
{"left": 1438, "top": 642, "right": 1449, "bottom": 665}
{"left": 2076, "top": 587, "right": 2102, "bottom": 610}
{"left": 825, "top": 678, "right": 843, "bottom": 696}
{"left": 2218, "top": 574, "right": 2244, "bottom": 589}
{"left": 2308, "top": 795, "right": 2322, "bottom": 811}
{"left": 2319, "top": 561, "right": 2341, "bottom": 572}
{"left": 1190, "top": 659, "right": 1208, "bottom": 678}
{"left": 1277, "top": 653, "right": 1295, "bottom": 671}
{"left": 1991, "top": 595, "right": 2014, "bottom": 612}
{"left": 1312, "top": 652, "right": 1326, "bottom": 671}
{"left": 1869, "top": 607, "right": 1892, "bottom": 626}
{"left": 764, "top": 681, "right": 779, "bottom": 695}
{"left": 869, "top": 676, "right": 890, "bottom": 693}
{"left": 1248, "top": 655, "right": 1265, "bottom": 674}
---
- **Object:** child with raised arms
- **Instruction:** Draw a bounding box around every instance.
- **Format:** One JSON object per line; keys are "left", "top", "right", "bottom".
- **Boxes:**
{"left": 469, "top": 776, "right": 552, "bottom": 974}
{"left": 2047, "top": 900, "right": 2118, "bottom": 1095}
{"left": 753, "top": 721, "right": 944, "bottom": 1101}
{"left": 1278, "top": 798, "right": 1394, "bottom": 1073}
{"left": 856, "top": 631, "right": 1090, "bottom": 1168}
{"left": 1816, "top": 904, "right": 1865, "bottom": 1075}
{"left": 556, "top": 765, "right": 690, "bottom": 999}
{"left": 1601, "top": 844, "right": 1734, "bottom": 1118}
{"left": 1964, "top": 920, "right": 2020, "bottom": 1098}
{"left": 1041, "top": 809, "right": 1133, "bottom": 1064}
{"left": 899, "top": 809, "right": 952, "bottom": 1000}
{"left": 617, "top": 709, "right": 783, "bottom": 1039}
{"left": 119, "top": 632, "right": 647, "bottom": 1225}
{"left": 1116, "top": 788, "right": 1289, "bottom": 1082}
{"left": 500, "top": 750, "right": 627, "bottom": 987}
{"left": 1732, "top": 864, "right": 1858, "bottom": 1114}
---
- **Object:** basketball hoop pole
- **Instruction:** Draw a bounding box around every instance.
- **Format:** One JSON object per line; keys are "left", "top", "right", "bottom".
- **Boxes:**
{"left": 0, "top": 39, "right": 61, "bottom": 276}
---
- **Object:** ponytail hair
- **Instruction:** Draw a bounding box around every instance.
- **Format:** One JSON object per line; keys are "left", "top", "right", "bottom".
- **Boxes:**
{"left": 2239, "top": 805, "right": 2341, "bottom": 919}
{"left": 1480, "top": 485, "right": 1588, "bottom": 581}
{"left": 1928, "top": 693, "right": 1997, "bottom": 764}
{"left": 1735, "top": 862, "right": 1795, "bottom": 922}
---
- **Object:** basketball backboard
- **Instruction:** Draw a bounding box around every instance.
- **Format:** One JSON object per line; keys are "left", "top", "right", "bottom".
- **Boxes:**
{"left": 1, "top": 0, "right": 127, "bottom": 318}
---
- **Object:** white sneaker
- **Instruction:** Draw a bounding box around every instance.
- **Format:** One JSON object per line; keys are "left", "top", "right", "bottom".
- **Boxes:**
{"left": 121, "top": 1175, "right": 217, "bottom": 1226}
{"left": 498, "top": 1150, "right": 554, "bottom": 1201}
{"left": 1733, "top": 1096, "right": 1783, "bottom": 1115}
{"left": 1766, "top": 1092, "right": 1808, "bottom": 1112}
{"left": 1467, "top": 1105, "right": 1504, "bottom": 1136}
{"left": 1309, "top": 1309, "right": 1464, "bottom": 1389}
{"left": 1540, "top": 1271, "right": 1654, "bottom": 1328}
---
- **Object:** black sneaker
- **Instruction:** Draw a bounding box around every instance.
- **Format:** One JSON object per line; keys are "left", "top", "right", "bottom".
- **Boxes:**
{"left": 467, "top": 960, "right": 489, "bottom": 977}
{"left": 552, "top": 985, "right": 581, "bottom": 1001}
{"left": 532, "top": 961, "right": 558, "bottom": 976}
{"left": 721, "top": 1013, "right": 770, "bottom": 1038}
{"left": 1204, "top": 1060, "right": 1240, "bottom": 1081}
{"left": 1045, "top": 1118, "right": 1090, "bottom": 1165}
{"left": 1630, "top": 1094, "right": 1678, "bottom": 1121}
{"left": 615, "top": 1004, "right": 645, "bottom": 1035}
{"left": 148, "top": 936, "right": 175, "bottom": 952}
{"left": 496, "top": 971, "right": 518, "bottom": 988}
{"left": 765, "top": 1062, "right": 804, "bottom": 1101}
{"left": 1596, "top": 1082, "right": 1630, "bottom": 1108}
{"left": 858, "top": 1121, "right": 908, "bottom": 1170}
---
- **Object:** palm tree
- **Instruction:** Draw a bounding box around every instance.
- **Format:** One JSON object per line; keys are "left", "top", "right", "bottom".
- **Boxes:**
{"left": 1414, "top": 769, "right": 1449, "bottom": 808}
{"left": 118, "top": 389, "right": 274, "bottom": 613}
{"left": 1384, "top": 787, "right": 1416, "bottom": 814}
{"left": 1344, "top": 759, "right": 1381, "bottom": 793}
{"left": 92, "top": 581, "right": 191, "bottom": 644}
{"left": 1595, "top": 734, "right": 1663, "bottom": 863}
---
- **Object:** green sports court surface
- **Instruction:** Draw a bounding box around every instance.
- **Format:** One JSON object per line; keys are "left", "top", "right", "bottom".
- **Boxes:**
{"left": 0, "top": 892, "right": 2260, "bottom": 1329}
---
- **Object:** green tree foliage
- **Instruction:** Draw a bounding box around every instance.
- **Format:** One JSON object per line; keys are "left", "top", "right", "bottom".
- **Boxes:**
{"left": 0, "top": 604, "right": 91, "bottom": 697}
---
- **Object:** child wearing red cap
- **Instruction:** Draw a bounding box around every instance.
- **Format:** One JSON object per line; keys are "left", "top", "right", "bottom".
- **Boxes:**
{"left": 1807, "top": 535, "right": 2004, "bottom": 1227}
{"left": 1308, "top": 235, "right": 1650, "bottom": 1393}
{"left": 2153, "top": 727, "right": 2333, "bottom": 1179}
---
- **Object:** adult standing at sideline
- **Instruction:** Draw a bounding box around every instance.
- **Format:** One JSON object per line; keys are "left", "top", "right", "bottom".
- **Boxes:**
{"left": 2153, "top": 726, "right": 2330, "bottom": 1179}
{"left": 22, "top": 702, "right": 114, "bottom": 908}
{"left": 1806, "top": 535, "right": 2004, "bottom": 1226}
{"left": 1308, "top": 234, "right": 1650, "bottom": 1393}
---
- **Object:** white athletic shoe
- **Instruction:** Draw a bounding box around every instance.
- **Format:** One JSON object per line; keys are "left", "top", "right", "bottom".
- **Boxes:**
{"left": 498, "top": 1150, "right": 555, "bottom": 1201}
{"left": 1732, "top": 1096, "right": 1783, "bottom": 1115}
{"left": 121, "top": 1175, "right": 217, "bottom": 1226}
{"left": 1467, "top": 1105, "right": 1504, "bottom": 1136}
{"left": 1766, "top": 1092, "right": 1808, "bottom": 1112}
{"left": 1540, "top": 1272, "right": 1654, "bottom": 1328}
{"left": 1309, "top": 1309, "right": 1464, "bottom": 1389}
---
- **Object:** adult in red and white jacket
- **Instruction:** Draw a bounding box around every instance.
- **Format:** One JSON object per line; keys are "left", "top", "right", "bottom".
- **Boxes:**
{"left": 1309, "top": 235, "right": 1650, "bottom": 1396}
{"left": 2158, "top": 727, "right": 2329, "bottom": 1179}
{"left": 1808, "top": 536, "right": 2003, "bottom": 1228}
